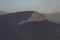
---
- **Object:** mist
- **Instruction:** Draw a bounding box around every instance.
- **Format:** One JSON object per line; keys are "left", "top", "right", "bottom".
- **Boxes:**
{"left": 0, "top": 0, "right": 60, "bottom": 14}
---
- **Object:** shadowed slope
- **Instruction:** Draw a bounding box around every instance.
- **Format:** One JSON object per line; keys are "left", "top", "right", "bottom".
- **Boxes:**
{"left": 0, "top": 11, "right": 33, "bottom": 40}
{"left": 5, "top": 11, "right": 34, "bottom": 23}
{"left": 17, "top": 20, "right": 60, "bottom": 40}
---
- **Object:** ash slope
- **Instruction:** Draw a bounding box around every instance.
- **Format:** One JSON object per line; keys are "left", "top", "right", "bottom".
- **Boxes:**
{"left": 18, "top": 20, "right": 60, "bottom": 40}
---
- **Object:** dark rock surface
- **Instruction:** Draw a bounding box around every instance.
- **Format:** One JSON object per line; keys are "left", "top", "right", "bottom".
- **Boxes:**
{"left": 0, "top": 11, "right": 33, "bottom": 40}
{"left": 17, "top": 20, "right": 60, "bottom": 40}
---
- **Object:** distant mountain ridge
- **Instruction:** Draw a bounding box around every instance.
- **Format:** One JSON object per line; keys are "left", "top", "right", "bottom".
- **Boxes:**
{"left": 45, "top": 12, "right": 60, "bottom": 24}
{"left": 0, "top": 11, "right": 8, "bottom": 15}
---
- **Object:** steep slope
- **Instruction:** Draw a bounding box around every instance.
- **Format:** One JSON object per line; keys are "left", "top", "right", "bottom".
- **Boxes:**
{"left": 19, "top": 11, "right": 45, "bottom": 25}
{"left": 1, "top": 11, "right": 33, "bottom": 23}
{"left": 0, "top": 11, "right": 34, "bottom": 40}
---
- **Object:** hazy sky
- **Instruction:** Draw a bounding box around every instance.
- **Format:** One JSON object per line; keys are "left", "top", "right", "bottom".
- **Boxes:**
{"left": 0, "top": 0, "right": 60, "bottom": 14}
